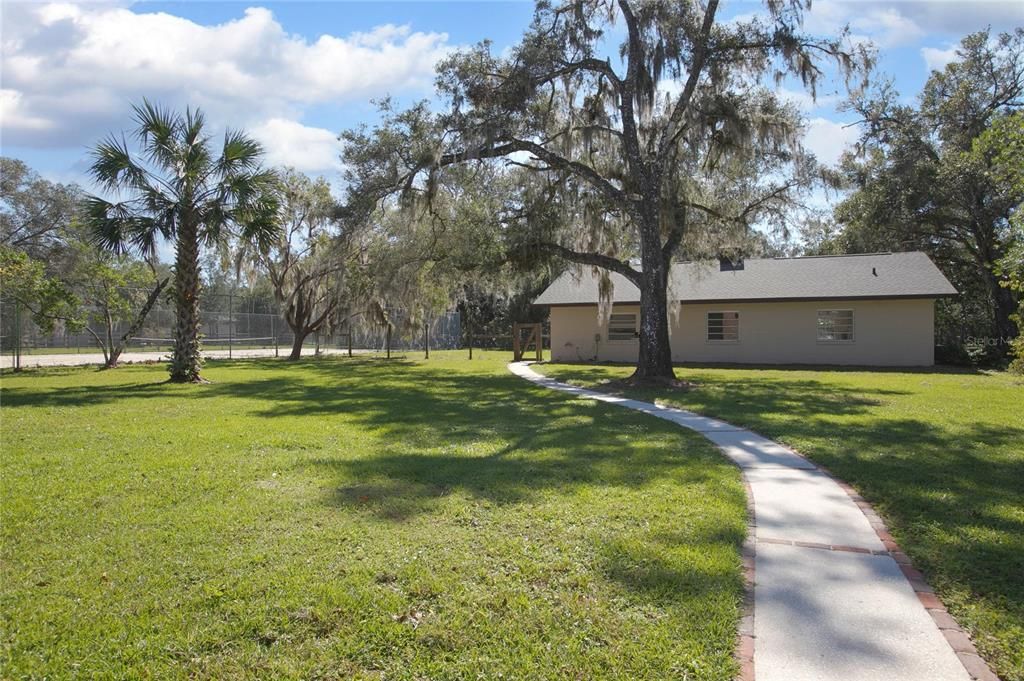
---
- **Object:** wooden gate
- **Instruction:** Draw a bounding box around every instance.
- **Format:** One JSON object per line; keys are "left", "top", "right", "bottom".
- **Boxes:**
{"left": 512, "top": 322, "right": 543, "bottom": 362}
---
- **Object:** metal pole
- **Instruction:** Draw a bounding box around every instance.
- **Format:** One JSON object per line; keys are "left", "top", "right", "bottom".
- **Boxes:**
{"left": 424, "top": 318, "right": 429, "bottom": 359}
{"left": 14, "top": 301, "right": 22, "bottom": 371}
{"left": 228, "top": 290, "right": 234, "bottom": 359}
{"left": 386, "top": 324, "right": 391, "bottom": 359}
{"left": 348, "top": 329, "right": 353, "bottom": 357}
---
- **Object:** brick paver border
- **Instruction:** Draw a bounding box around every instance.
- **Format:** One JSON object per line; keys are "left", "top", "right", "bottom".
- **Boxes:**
{"left": 731, "top": 451, "right": 1000, "bottom": 681}
{"left": 823, "top": 469, "right": 1001, "bottom": 681}
{"left": 737, "top": 478, "right": 756, "bottom": 681}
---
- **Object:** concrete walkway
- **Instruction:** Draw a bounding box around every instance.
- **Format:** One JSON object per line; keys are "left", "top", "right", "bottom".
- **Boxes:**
{"left": 509, "top": 362, "right": 991, "bottom": 681}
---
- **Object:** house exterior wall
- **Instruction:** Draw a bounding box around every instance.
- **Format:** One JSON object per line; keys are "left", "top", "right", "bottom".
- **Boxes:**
{"left": 550, "top": 304, "right": 642, "bottom": 363}
{"left": 549, "top": 298, "right": 936, "bottom": 366}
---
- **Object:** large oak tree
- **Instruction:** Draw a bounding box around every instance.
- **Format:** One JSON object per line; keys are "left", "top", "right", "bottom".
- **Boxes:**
{"left": 342, "top": 0, "right": 867, "bottom": 381}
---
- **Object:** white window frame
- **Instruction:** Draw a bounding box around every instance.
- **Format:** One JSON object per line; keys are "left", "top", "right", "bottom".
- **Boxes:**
{"left": 607, "top": 312, "right": 638, "bottom": 342}
{"left": 706, "top": 311, "right": 740, "bottom": 343}
{"left": 817, "top": 309, "right": 855, "bottom": 343}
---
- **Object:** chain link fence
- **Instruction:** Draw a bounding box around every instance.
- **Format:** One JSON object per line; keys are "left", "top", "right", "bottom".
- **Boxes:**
{"left": 1, "top": 291, "right": 466, "bottom": 366}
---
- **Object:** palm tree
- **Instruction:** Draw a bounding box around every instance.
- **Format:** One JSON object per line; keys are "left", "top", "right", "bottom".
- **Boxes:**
{"left": 85, "top": 101, "right": 279, "bottom": 382}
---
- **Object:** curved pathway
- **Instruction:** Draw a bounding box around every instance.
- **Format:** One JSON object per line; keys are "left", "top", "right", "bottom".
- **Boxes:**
{"left": 509, "top": 362, "right": 997, "bottom": 681}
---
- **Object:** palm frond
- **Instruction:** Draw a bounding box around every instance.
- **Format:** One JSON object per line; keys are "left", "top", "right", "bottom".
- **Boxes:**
{"left": 181, "top": 106, "right": 213, "bottom": 180}
{"left": 83, "top": 195, "right": 162, "bottom": 258}
{"left": 200, "top": 168, "right": 281, "bottom": 250}
{"left": 88, "top": 134, "right": 151, "bottom": 195}
{"left": 219, "top": 129, "right": 265, "bottom": 176}
{"left": 132, "top": 99, "right": 181, "bottom": 173}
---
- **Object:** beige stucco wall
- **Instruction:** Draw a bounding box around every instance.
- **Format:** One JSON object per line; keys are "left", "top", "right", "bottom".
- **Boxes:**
{"left": 549, "top": 298, "right": 936, "bottom": 366}
{"left": 550, "top": 304, "right": 642, "bottom": 363}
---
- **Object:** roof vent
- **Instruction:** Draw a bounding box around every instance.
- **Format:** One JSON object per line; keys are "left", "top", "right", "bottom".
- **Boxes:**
{"left": 719, "top": 256, "right": 744, "bottom": 272}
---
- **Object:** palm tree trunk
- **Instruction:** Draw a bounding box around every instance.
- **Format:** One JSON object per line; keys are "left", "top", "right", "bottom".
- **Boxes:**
{"left": 170, "top": 224, "right": 204, "bottom": 382}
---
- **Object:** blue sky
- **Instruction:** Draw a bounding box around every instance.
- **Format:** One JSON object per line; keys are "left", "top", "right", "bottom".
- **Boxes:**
{"left": 2, "top": 0, "right": 1022, "bottom": 192}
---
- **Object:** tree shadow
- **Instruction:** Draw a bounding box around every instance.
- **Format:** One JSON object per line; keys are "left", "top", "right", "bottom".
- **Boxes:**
{"left": 543, "top": 361, "right": 1024, "bottom": 643}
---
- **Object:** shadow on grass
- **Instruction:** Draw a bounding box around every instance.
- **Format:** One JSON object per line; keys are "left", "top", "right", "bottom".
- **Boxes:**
{"left": 7, "top": 358, "right": 1020, "bottom": 592}
{"left": 0, "top": 357, "right": 732, "bottom": 508}
{"left": 1, "top": 357, "right": 756, "bottom": 628}
{"left": 547, "top": 362, "right": 1024, "bottom": 645}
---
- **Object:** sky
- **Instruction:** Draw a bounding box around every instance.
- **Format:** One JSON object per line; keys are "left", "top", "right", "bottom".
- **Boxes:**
{"left": 2, "top": 0, "right": 1022, "bottom": 194}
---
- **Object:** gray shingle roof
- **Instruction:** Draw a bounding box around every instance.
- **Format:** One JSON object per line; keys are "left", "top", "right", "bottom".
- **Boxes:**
{"left": 533, "top": 252, "right": 958, "bottom": 305}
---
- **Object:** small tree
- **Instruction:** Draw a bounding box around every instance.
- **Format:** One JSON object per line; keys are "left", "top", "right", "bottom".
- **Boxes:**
{"left": 261, "top": 169, "right": 366, "bottom": 360}
{"left": 71, "top": 246, "right": 170, "bottom": 368}
{"left": 85, "top": 101, "right": 279, "bottom": 382}
{"left": 0, "top": 245, "right": 81, "bottom": 340}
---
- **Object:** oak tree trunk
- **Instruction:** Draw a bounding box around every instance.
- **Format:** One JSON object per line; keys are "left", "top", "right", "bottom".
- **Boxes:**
{"left": 632, "top": 266, "right": 675, "bottom": 381}
{"left": 631, "top": 219, "right": 676, "bottom": 382}
{"left": 288, "top": 331, "right": 309, "bottom": 361}
{"left": 170, "top": 223, "right": 204, "bottom": 382}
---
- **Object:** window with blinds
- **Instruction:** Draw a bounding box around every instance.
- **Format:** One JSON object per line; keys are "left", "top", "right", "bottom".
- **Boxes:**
{"left": 607, "top": 313, "right": 638, "bottom": 341}
{"left": 817, "top": 309, "right": 855, "bottom": 342}
{"left": 706, "top": 311, "right": 739, "bottom": 341}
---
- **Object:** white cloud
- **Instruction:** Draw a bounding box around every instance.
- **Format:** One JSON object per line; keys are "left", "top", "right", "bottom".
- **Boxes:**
{"left": 803, "top": 1, "right": 925, "bottom": 48}
{"left": 800, "top": 0, "right": 1021, "bottom": 50}
{"left": 775, "top": 87, "right": 842, "bottom": 112}
{"left": 889, "top": 1, "right": 1023, "bottom": 34}
{"left": 250, "top": 118, "right": 343, "bottom": 176}
{"left": 0, "top": 89, "right": 54, "bottom": 132}
{"left": 804, "top": 117, "right": 860, "bottom": 167}
{"left": 1, "top": 3, "right": 453, "bottom": 149}
{"left": 921, "top": 45, "right": 959, "bottom": 72}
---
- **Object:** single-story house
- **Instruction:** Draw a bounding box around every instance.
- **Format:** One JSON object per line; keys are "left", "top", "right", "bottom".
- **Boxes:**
{"left": 534, "top": 251, "right": 958, "bottom": 366}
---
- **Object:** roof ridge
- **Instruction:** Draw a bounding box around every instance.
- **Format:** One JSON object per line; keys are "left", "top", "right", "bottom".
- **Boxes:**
{"left": 770, "top": 251, "right": 895, "bottom": 261}
{"left": 669, "top": 251, "right": 911, "bottom": 267}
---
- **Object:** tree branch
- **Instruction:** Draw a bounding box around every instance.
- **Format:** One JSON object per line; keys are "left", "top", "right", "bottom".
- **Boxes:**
{"left": 660, "top": 0, "right": 721, "bottom": 157}
{"left": 437, "top": 138, "right": 626, "bottom": 204}
{"left": 534, "top": 241, "right": 641, "bottom": 284}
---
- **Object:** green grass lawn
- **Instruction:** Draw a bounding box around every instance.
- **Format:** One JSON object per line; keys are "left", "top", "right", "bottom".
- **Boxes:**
{"left": 0, "top": 352, "right": 745, "bottom": 680}
{"left": 537, "top": 361, "right": 1024, "bottom": 681}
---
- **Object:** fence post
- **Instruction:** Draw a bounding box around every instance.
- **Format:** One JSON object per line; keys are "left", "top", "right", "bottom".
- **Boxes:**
{"left": 386, "top": 324, "right": 391, "bottom": 359}
{"left": 424, "top": 319, "right": 429, "bottom": 359}
{"left": 272, "top": 315, "right": 278, "bottom": 358}
{"left": 13, "top": 301, "right": 22, "bottom": 371}
{"left": 468, "top": 321, "right": 473, "bottom": 360}
{"left": 348, "top": 330, "right": 353, "bottom": 357}
{"left": 228, "top": 290, "right": 234, "bottom": 359}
